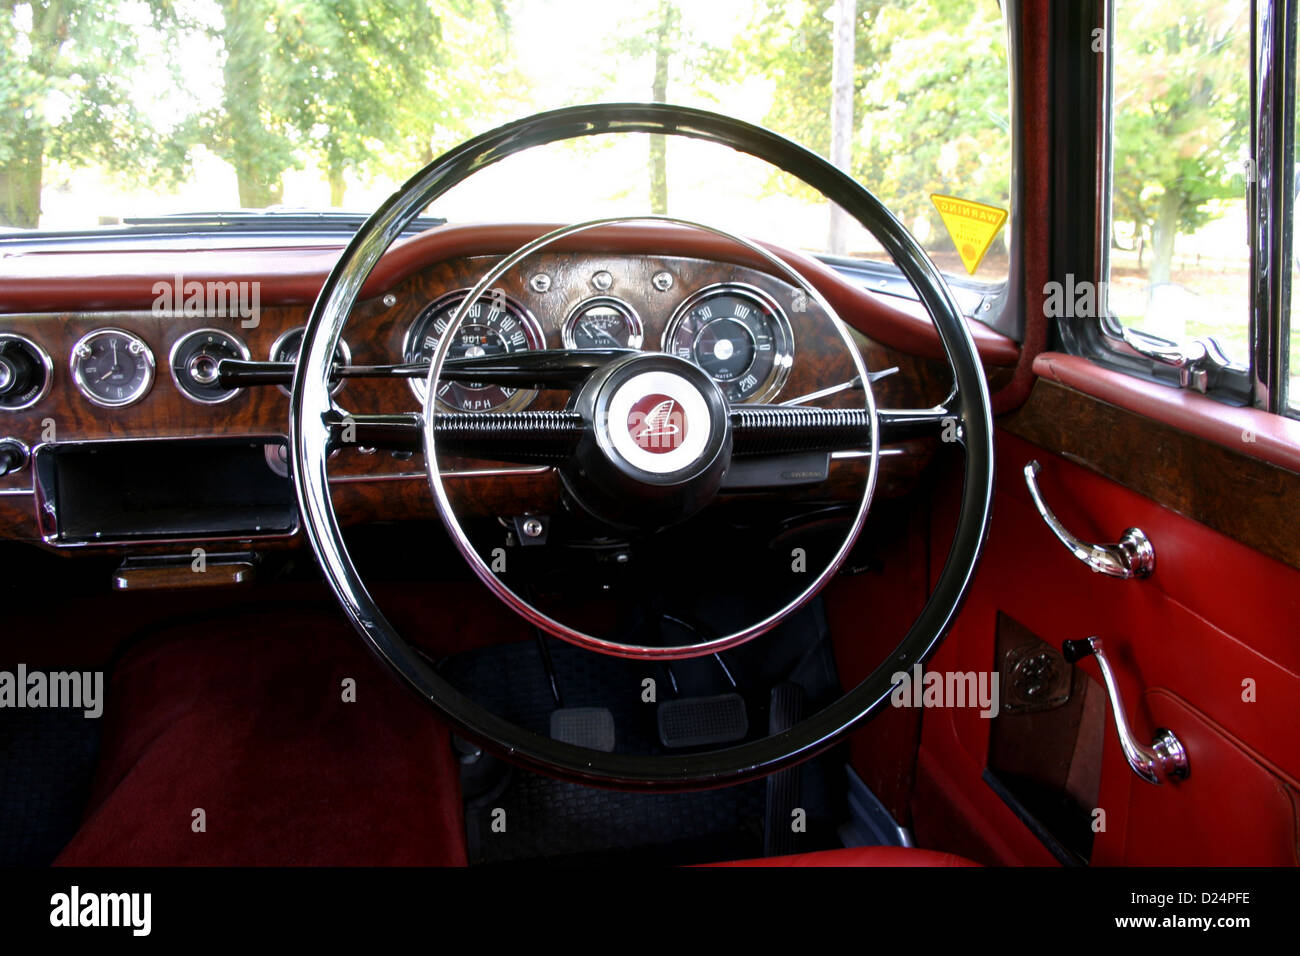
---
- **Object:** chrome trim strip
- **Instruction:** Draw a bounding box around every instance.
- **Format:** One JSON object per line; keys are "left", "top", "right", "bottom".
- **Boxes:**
{"left": 327, "top": 464, "right": 551, "bottom": 483}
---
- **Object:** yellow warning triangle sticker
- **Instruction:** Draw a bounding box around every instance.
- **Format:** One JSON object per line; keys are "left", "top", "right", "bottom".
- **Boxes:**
{"left": 930, "top": 194, "right": 1008, "bottom": 275}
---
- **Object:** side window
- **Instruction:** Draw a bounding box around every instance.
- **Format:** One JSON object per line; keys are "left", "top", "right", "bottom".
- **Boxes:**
{"left": 1106, "top": 2, "right": 1252, "bottom": 367}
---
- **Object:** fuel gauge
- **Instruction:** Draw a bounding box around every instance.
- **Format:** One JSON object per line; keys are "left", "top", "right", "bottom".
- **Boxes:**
{"left": 562, "top": 297, "right": 643, "bottom": 351}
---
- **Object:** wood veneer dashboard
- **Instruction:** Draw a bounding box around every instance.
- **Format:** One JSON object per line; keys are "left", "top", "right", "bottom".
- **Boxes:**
{"left": 0, "top": 222, "right": 1016, "bottom": 554}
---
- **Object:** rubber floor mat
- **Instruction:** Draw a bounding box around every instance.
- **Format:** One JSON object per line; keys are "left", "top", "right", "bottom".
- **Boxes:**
{"left": 0, "top": 704, "right": 100, "bottom": 866}
{"left": 442, "top": 637, "right": 841, "bottom": 865}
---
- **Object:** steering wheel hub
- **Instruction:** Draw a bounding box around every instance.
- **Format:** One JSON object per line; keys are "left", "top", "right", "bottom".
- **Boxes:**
{"left": 566, "top": 352, "right": 732, "bottom": 529}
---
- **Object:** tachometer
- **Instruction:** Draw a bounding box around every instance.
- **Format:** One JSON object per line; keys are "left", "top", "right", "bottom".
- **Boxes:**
{"left": 661, "top": 283, "right": 793, "bottom": 403}
{"left": 403, "top": 289, "right": 543, "bottom": 412}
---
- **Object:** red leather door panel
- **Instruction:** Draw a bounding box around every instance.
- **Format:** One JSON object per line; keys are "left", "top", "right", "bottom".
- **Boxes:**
{"left": 913, "top": 428, "right": 1300, "bottom": 865}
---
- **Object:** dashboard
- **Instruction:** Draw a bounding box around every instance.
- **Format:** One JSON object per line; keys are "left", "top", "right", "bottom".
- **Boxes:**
{"left": 0, "top": 222, "right": 1008, "bottom": 554}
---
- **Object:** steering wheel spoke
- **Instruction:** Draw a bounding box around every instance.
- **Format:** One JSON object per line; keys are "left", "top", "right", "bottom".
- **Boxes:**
{"left": 876, "top": 406, "right": 958, "bottom": 443}
{"left": 324, "top": 408, "right": 583, "bottom": 464}
{"left": 730, "top": 403, "right": 956, "bottom": 457}
{"left": 222, "top": 347, "right": 635, "bottom": 392}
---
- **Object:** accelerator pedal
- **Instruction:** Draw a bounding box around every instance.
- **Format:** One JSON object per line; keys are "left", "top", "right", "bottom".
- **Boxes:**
{"left": 763, "top": 682, "right": 806, "bottom": 857}
{"left": 549, "top": 706, "right": 616, "bottom": 752}
{"left": 657, "top": 693, "right": 749, "bottom": 749}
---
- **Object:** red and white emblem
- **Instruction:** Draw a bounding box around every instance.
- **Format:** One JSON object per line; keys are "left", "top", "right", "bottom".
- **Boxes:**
{"left": 603, "top": 371, "right": 712, "bottom": 475}
{"left": 627, "top": 393, "right": 687, "bottom": 453}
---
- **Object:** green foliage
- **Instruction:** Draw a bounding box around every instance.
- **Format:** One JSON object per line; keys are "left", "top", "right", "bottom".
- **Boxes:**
{"left": 195, "top": 0, "right": 512, "bottom": 207}
{"left": 1111, "top": 1, "right": 1249, "bottom": 283}
{"left": 0, "top": 0, "right": 193, "bottom": 225}
{"left": 739, "top": 0, "right": 1010, "bottom": 242}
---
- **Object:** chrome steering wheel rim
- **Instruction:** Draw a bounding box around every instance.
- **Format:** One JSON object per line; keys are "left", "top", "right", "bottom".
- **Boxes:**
{"left": 290, "top": 103, "right": 995, "bottom": 789}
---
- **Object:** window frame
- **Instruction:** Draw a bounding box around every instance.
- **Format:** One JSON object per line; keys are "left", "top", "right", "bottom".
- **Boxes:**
{"left": 1055, "top": 0, "right": 1297, "bottom": 417}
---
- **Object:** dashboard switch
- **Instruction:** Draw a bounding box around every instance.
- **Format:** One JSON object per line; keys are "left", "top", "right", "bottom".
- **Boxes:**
{"left": 0, "top": 438, "right": 30, "bottom": 477}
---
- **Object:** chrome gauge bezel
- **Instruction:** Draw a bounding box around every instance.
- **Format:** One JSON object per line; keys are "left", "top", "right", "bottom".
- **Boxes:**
{"left": 70, "top": 328, "right": 155, "bottom": 408}
{"left": 0, "top": 333, "right": 54, "bottom": 411}
{"left": 169, "top": 328, "right": 251, "bottom": 405}
{"left": 661, "top": 281, "right": 794, "bottom": 404}
{"left": 270, "top": 326, "right": 351, "bottom": 397}
{"left": 403, "top": 288, "right": 544, "bottom": 412}
{"left": 562, "top": 295, "right": 645, "bottom": 351}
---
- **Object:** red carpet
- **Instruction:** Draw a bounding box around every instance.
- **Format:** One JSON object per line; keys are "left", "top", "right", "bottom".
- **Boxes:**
{"left": 56, "top": 604, "right": 469, "bottom": 866}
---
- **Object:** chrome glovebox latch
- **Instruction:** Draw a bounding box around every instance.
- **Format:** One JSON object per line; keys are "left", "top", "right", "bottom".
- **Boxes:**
{"left": 1063, "top": 637, "right": 1189, "bottom": 785}
{"left": 1023, "top": 460, "right": 1155, "bottom": 579}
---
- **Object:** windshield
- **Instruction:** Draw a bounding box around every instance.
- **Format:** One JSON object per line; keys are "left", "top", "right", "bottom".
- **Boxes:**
{"left": 3, "top": 0, "right": 1011, "bottom": 282}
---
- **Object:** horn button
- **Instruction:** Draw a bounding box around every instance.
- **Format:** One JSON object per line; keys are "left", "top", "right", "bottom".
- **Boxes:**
{"left": 563, "top": 353, "right": 732, "bottom": 529}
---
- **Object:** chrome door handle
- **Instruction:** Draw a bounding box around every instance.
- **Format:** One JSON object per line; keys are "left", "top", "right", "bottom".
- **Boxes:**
{"left": 1063, "top": 637, "right": 1189, "bottom": 784}
{"left": 1023, "top": 460, "right": 1155, "bottom": 579}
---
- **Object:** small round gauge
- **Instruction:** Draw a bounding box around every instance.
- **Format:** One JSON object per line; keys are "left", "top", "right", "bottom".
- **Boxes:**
{"left": 269, "top": 327, "right": 352, "bottom": 396}
{"left": 70, "top": 328, "right": 155, "bottom": 408}
{"left": 662, "top": 283, "right": 794, "bottom": 403}
{"left": 169, "top": 328, "right": 250, "bottom": 404}
{"left": 562, "top": 296, "right": 644, "bottom": 350}
{"left": 0, "top": 334, "right": 53, "bottom": 411}
{"left": 403, "top": 289, "right": 543, "bottom": 412}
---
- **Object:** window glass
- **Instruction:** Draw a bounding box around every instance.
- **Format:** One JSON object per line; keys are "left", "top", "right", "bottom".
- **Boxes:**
{"left": 2, "top": 0, "right": 1012, "bottom": 285}
{"left": 1108, "top": 1, "right": 1251, "bottom": 363}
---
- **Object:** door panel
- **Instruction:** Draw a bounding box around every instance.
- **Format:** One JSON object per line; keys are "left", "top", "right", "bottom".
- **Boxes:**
{"left": 913, "top": 400, "right": 1300, "bottom": 866}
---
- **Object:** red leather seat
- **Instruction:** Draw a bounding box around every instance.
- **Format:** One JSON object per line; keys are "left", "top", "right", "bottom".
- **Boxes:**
{"left": 711, "top": 846, "right": 980, "bottom": 867}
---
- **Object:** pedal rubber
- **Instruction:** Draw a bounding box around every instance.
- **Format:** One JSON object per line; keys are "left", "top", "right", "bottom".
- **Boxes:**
{"left": 657, "top": 693, "right": 748, "bottom": 748}
{"left": 549, "top": 707, "right": 616, "bottom": 752}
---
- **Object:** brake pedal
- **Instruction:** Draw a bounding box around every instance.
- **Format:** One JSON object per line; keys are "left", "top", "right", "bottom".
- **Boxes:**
{"left": 549, "top": 706, "right": 616, "bottom": 752}
{"left": 657, "top": 693, "right": 748, "bottom": 748}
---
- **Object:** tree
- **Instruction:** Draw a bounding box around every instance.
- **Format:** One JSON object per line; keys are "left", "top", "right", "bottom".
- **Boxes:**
{"left": 199, "top": 0, "right": 511, "bottom": 209}
{"left": 741, "top": 0, "right": 1011, "bottom": 250}
{"left": 606, "top": 1, "right": 728, "bottom": 214}
{"left": 827, "top": 0, "right": 856, "bottom": 253}
{"left": 1111, "top": 2, "right": 1249, "bottom": 290}
{"left": 0, "top": 0, "right": 191, "bottom": 227}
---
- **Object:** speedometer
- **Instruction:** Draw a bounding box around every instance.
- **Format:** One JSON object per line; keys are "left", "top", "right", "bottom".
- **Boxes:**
{"left": 403, "top": 289, "right": 543, "bottom": 412}
{"left": 661, "top": 283, "right": 793, "bottom": 403}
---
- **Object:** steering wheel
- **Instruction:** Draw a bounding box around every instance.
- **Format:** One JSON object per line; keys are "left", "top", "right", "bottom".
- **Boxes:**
{"left": 291, "top": 103, "right": 994, "bottom": 789}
